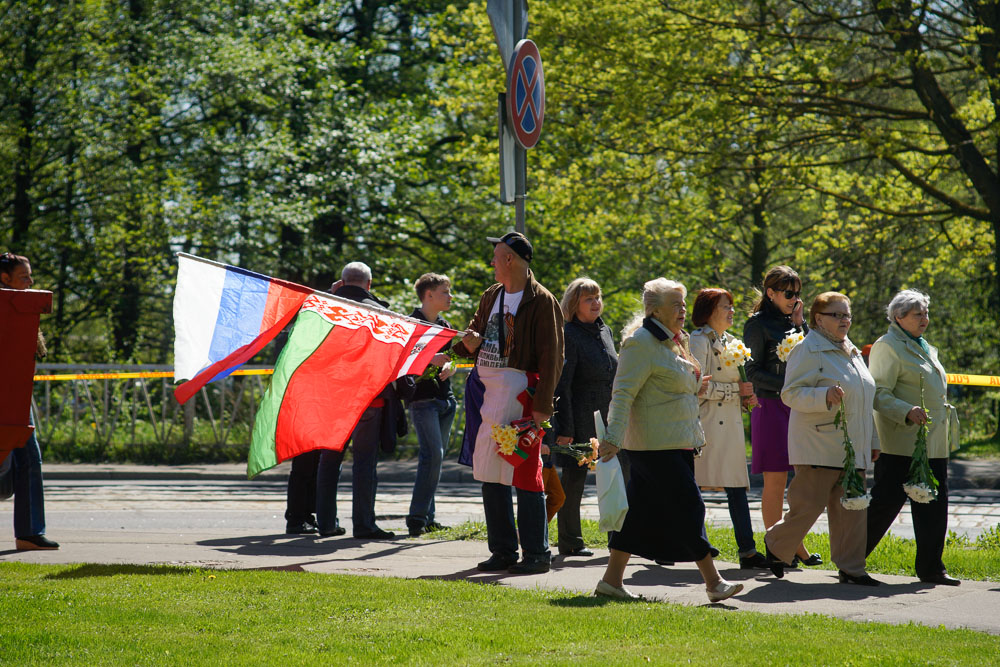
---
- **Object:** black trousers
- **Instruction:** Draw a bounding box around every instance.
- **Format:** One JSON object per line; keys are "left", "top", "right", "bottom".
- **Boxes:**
{"left": 284, "top": 450, "right": 321, "bottom": 524}
{"left": 866, "top": 453, "right": 950, "bottom": 578}
{"left": 556, "top": 463, "right": 588, "bottom": 552}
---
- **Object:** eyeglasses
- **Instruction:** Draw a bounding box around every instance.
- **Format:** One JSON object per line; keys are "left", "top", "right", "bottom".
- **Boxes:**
{"left": 782, "top": 290, "right": 801, "bottom": 300}
{"left": 818, "top": 312, "right": 852, "bottom": 321}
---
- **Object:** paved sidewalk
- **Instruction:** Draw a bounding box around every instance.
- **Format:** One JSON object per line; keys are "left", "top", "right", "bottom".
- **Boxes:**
{"left": 3, "top": 459, "right": 999, "bottom": 635}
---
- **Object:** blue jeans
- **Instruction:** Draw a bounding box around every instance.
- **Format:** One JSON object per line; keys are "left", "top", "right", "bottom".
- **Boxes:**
{"left": 407, "top": 397, "right": 456, "bottom": 530}
{"left": 316, "top": 406, "right": 382, "bottom": 535}
{"left": 481, "top": 482, "right": 550, "bottom": 563}
{"left": 725, "top": 487, "right": 757, "bottom": 556}
{"left": 12, "top": 418, "right": 46, "bottom": 539}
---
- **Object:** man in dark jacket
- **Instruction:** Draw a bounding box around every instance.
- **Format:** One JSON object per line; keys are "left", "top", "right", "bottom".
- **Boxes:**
{"left": 314, "top": 261, "right": 401, "bottom": 540}
{"left": 454, "top": 232, "right": 564, "bottom": 574}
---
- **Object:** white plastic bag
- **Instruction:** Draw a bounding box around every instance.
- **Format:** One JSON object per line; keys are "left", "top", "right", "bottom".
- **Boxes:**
{"left": 596, "top": 456, "right": 628, "bottom": 532}
{"left": 594, "top": 410, "right": 628, "bottom": 532}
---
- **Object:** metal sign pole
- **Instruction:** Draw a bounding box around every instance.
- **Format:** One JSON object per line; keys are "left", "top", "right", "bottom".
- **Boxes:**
{"left": 512, "top": 2, "right": 526, "bottom": 233}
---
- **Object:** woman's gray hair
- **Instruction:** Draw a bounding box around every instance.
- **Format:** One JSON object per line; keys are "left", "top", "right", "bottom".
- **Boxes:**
{"left": 622, "top": 278, "right": 687, "bottom": 338}
{"left": 886, "top": 289, "right": 930, "bottom": 322}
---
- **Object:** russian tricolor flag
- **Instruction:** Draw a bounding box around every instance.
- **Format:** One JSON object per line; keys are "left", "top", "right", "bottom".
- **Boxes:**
{"left": 172, "top": 254, "right": 313, "bottom": 404}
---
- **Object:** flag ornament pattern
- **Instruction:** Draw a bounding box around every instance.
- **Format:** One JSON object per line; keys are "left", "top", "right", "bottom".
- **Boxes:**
{"left": 248, "top": 293, "right": 456, "bottom": 479}
{"left": 173, "top": 254, "right": 311, "bottom": 404}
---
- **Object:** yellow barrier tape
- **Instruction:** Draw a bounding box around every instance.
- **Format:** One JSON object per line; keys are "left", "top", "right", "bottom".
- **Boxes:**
{"left": 33, "top": 369, "right": 275, "bottom": 382}
{"left": 945, "top": 373, "right": 1000, "bottom": 387}
{"left": 35, "top": 368, "right": 995, "bottom": 385}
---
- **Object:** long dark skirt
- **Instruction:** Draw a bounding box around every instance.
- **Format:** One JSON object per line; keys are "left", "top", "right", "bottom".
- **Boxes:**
{"left": 608, "top": 449, "right": 715, "bottom": 562}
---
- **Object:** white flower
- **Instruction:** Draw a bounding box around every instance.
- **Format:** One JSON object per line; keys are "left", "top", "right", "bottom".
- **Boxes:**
{"left": 720, "top": 339, "right": 752, "bottom": 368}
{"left": 903, "top": 483, "right": 938, "bottom": 504}
{"left": 776, "top": 331, "right": 805, "bottom": 362}
{"left": 840, "top": 493, "right": 871, "bottom": 511}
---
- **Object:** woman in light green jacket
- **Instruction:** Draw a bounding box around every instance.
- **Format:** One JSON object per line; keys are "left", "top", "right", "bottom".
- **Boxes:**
{"left": 866, "top": 289, "right": 960, "bottom": 586}
{"left": 594, "top": 278, "right": 744, "bottom": 604}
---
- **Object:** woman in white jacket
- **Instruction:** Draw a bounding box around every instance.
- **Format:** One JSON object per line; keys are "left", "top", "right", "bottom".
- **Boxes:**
{"left": 764, "top": 292, "right": 881, "bottom": 586}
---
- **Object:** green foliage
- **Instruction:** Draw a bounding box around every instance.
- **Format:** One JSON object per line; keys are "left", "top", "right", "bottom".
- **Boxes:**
{"left": 1, "top": 563, "right": 998, "bottom": 664}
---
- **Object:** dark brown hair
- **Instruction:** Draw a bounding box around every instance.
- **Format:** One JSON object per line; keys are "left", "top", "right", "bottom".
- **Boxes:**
{"left": 692, "top": 288, "right": 734, "bottom": 328}
{"left": 414, "top": 273, "right": 450, "bottom": 301}
{"left": 0, "top": 252, "right": 29, "bottom": 276}
{"left": 751, "top": 265, "right": 801, "bottom": 314}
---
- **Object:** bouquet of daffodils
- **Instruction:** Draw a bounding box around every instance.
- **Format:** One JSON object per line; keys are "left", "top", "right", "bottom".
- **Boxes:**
{"left": 492, "top": 417, "right": 548, "bottom": 467}
{"left": 549, "top": 437, "right": 601, "bottom": 471}
{"left": 903, "top": 375, "right": 940, "bottom": 503}
{"left": 776, "top": 330, "right": 805, "bottom": 363}
{"left": 835, "top": 393, "right": 871, "bottom": 510}
{"left": 721, "top": 337, "right": 756, "bottom": 410}
{"left": 721, "top": 338, "right": 753, "bottom": 382}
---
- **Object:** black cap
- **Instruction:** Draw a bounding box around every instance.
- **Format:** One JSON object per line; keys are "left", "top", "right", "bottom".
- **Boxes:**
{"left": 487, "top": 231, "right": 533, "bottom": 263}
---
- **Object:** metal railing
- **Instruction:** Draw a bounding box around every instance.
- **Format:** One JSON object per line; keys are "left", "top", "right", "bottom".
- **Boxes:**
{"left": 31, "top": 364, "right": 270, "bottom": 452}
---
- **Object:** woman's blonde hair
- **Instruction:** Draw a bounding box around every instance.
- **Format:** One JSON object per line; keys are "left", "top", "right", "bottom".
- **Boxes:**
{"left": 622, "top": 278, "right": 686, "bottom": 338}
{"left": 560, "top": 277, "right": 602, "bottom": 321}
{"left": 809, "top": 291, "right": 851, "bottom": 328}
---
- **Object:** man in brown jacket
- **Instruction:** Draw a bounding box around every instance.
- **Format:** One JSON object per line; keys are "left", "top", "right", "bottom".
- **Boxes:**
{"left": 455, "top": 232, "right": 564, "bottom": 574}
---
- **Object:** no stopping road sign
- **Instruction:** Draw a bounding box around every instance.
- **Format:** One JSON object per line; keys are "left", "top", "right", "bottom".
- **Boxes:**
{"left": 506, "top": 39, "right": 545, "bottom": 149}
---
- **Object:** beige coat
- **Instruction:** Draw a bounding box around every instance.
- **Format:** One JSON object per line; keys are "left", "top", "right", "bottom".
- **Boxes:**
{"left": 605, "top": 320, "right": 705, "bottom": 451}
{"left": 781, "top": 330, "right": 878, "bottom": 469}
{"left": 869, "top": 323, "right": 958, "bottom": 458}
{"left": 690, "top": 326, "right": 750, "bottom": 488}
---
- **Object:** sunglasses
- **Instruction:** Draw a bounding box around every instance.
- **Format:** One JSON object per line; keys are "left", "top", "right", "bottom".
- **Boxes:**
{"left": 781, "top": 290, "right": 801, "bottom": 300}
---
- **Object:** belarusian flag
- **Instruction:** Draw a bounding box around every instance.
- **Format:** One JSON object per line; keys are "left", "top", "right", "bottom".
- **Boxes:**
{"left": 247, "top": 293, "right": 456, "bottom": 478}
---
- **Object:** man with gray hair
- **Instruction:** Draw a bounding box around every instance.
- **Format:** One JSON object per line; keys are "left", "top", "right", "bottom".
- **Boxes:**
{"left": 313, "top": 261, "right": 401, "bottom": 540}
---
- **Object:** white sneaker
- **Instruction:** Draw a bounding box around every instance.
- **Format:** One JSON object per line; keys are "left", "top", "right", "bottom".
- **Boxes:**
{"left": 595, "top": 579, "right": 642, "bottom": 600}
{"left": 706, "top": 580, "right": 744, "bottom": 603}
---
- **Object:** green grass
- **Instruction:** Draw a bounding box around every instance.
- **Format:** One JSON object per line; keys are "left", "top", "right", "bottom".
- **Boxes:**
{"left": 0, "top": 563, "right": 997, "bottom": 665}
{"left": 430, "top": 520, "right": 1000, "bottom": 582}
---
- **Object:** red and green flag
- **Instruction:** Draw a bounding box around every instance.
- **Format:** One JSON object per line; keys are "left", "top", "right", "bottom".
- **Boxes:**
{"left": 248, "top": 294, "right": 456, "bottom": 478}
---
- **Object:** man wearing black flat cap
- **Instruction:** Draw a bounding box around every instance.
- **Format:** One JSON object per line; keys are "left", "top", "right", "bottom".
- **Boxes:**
{"left": 454, "top": 231, "right": 564, "bottom": 574}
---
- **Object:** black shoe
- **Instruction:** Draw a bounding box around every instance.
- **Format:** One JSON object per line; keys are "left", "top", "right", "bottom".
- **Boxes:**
{"left": 919, "top": 573, "right": 961, "bottom": 586}
{"left": 558, "top": 547, "right": 594, "bottom": 557}
{"left": 286, "top": 522, "right": 319, "bottom": 535}
{"left": 319, "top": 526, "right": 346, "bottom": 537}
{"left": 508, "top": 559, "right": 551, "bottom": 575}
{"left": 15, "top": 535, "right": 59, "bottom": 551}
{"left": 477, "top": 554, "right": 518, "bottom": 571}
{"left": 408, "top": 525, "right": 426, "bottom": 538}
{"left": 792, "top": 552, "right": 823, "bottom": 567}
{"left": 765, "top": 546, "right": 787, "bottom": 579}
{"left": 838, "top": 570, "right": 880, "bottom": 586}
{"left": 354, "top": 528, "right": 395, "bottom": 540}
{"left": 654, "top": 559, "right": 675, "bottom": 566}
{"left": 739, "top": 552, "right": 769, "bottom": 570}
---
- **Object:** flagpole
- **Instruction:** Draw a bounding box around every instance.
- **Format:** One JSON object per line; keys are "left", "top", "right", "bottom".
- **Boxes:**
{"left": 176, "top": 252, "right": 461, "bottom": 334}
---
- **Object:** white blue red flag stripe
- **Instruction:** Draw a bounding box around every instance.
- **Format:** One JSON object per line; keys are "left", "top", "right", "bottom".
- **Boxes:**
{"left": 173, "top": 254, "right": 312, "bottom": 404}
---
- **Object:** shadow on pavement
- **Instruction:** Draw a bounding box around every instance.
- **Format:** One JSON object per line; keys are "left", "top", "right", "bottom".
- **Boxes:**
{"left": 44, "top": 563, "right": 194, "bottom": 579}
{"left": 736, "top": 577, "right": 933, "bottom": 603}
{"left": 196, "top": 534, "right": 430, "bottom": 561}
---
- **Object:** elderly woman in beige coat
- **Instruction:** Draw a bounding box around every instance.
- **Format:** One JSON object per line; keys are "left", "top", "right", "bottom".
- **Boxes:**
{"left": 866, "top": 289, "right": 960, "bottom": 586}
{"left": 690, "top": 288, "right": 767, "bottom": 569}
{"left": 764, "top": 292, "right": 881, "bottom": 586}
{"left": 595, "top": 278, "right": 744, "bottom": 603}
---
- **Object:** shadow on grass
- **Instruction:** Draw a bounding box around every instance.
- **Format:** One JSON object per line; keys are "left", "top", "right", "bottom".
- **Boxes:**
{"left": 45, "top": 563, "right": 192, "bottom": 579}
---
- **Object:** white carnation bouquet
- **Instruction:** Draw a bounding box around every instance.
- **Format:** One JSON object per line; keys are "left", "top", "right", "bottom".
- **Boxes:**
{"left": 902, "top": 375, "right": 940, "bottom": 503}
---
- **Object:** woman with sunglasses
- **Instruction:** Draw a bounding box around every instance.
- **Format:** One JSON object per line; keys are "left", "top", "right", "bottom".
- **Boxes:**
{"left": 764, "top": 292, "right": 880, "bottom": 585}
{"left": 743, "top": 266, "right": 820, "bottom": 567}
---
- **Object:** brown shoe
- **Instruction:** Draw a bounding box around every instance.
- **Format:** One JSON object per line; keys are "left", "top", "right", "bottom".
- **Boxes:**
{"left": 15, "top": 535, "right": 59, "bottom": 551}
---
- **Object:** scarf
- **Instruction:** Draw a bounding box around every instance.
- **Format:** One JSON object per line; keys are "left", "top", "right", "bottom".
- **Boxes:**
{"left": 812, "top": 323, "right": 858, "bottom": 356}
